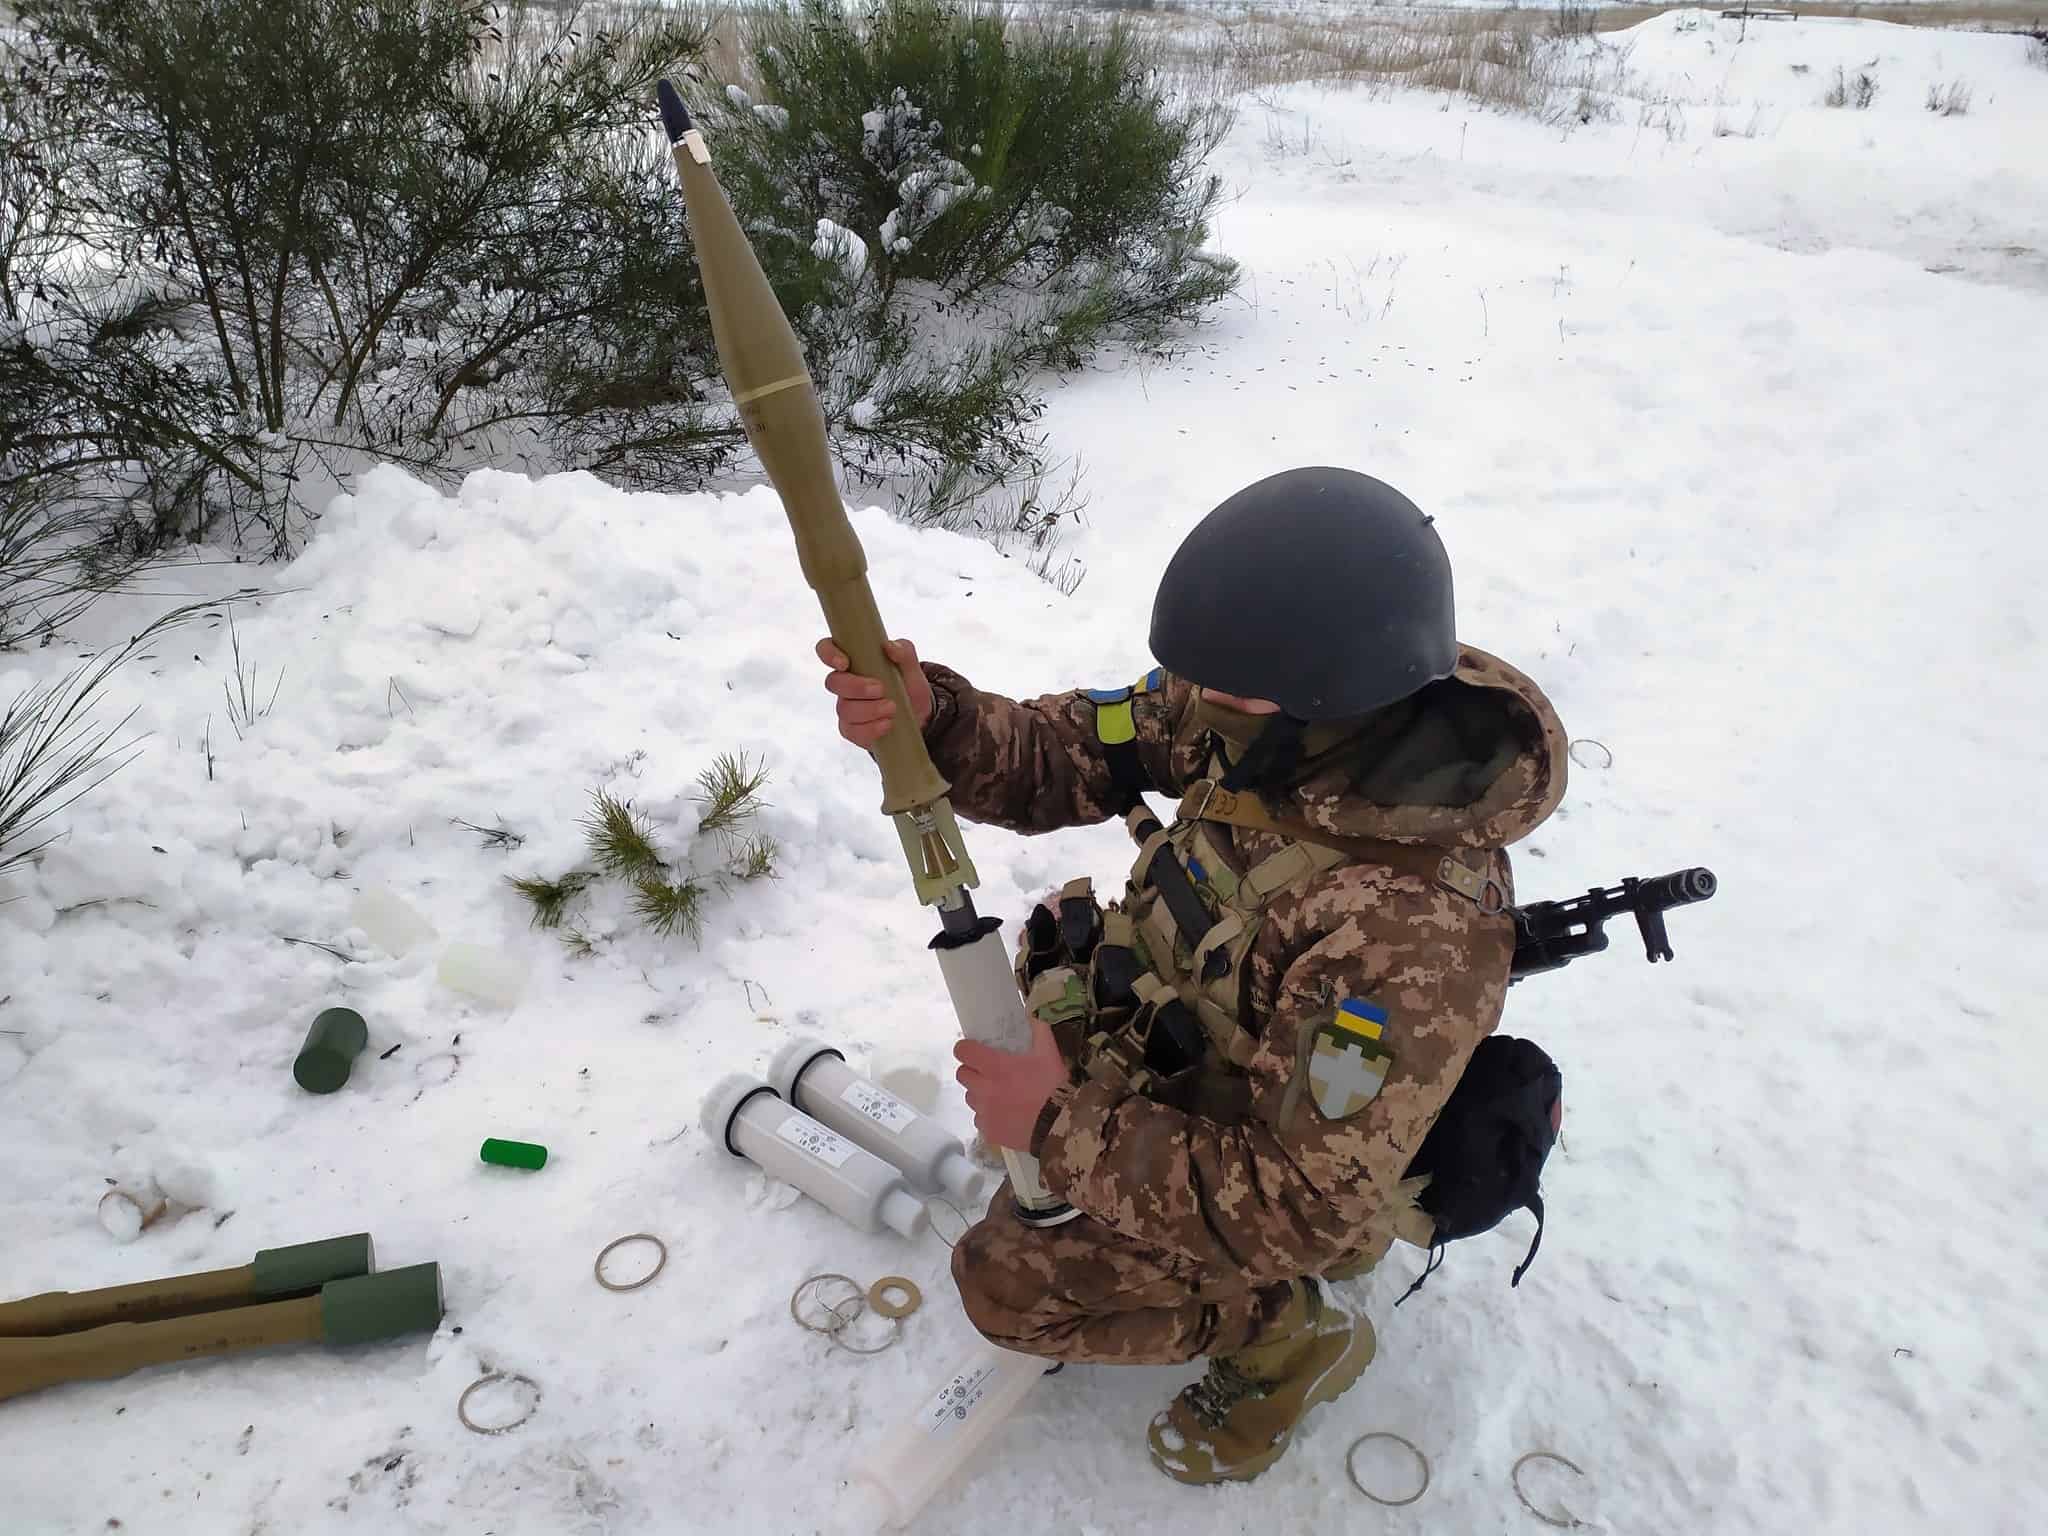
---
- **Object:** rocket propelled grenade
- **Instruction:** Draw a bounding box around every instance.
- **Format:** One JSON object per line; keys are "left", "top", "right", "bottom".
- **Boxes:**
{"left": 0, "top": 1263, "right": 444, "bottom": 1405}
{"left": 0, "top": 1233, "right": 375, "bottom": 1337}
{"left": 655, "top": 81, "right": 955, "bottom": 842}
{"left": 657, "top": 80, "right": 1073, "bottom": 1225}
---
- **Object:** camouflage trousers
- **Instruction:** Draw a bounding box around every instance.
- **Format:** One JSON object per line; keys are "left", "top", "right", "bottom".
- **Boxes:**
{"left": 951, "top": 1182, "right": 1330, "bottom": 1366}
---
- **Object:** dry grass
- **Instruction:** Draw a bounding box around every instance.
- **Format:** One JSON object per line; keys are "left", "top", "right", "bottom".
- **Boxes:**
{"left": 1924, "top": 75, "right": 1975, "bottom": 109}
{"left": 1082, "top": 0, "right": 2046, "bottom": 123}
{"left": 1092, "top": 5, "right": 1647, "bottom": 121}
{"left": 1716, "top": 0, "right": 2047, "bottom": 24}
{"left": 566, "top": 0, "right": 2048, "bottom": 130}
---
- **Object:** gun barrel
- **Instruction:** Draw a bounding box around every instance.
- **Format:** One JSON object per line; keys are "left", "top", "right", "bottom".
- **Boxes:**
{"left": 1635, "top": 867, "right": 1717, "bottom": 908}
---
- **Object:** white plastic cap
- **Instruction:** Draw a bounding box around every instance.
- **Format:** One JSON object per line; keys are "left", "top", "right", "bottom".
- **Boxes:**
{"left": 880, "top": 1186, "right": 928, "bottom": 1240}
{"left": 935, "top": 1147, "right": 990, "bottom": 1207}
{"left": 700, "top": 1074, "right": 779, "bottom": 1156}
{"left": 767, "top": 1036, "right": 843, "bottom": 1108}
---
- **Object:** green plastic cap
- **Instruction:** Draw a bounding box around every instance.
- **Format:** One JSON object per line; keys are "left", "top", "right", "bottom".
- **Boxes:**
{"left": 251, "top": 1233, "right": 376, "bottom": 1299}
{"left": 294, "top": 1007, "right": 370, "bottom": 1093}
{"left": 480, "top": 1138, "right": 548, "bottom": 1170}
{"left": 321, "top": 1262, "right": 444, "bottom": 1347}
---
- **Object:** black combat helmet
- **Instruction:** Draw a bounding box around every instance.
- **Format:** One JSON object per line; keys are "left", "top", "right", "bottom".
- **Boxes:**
{"left": 1149, "top": 466, "right": 1458, "bottom": 720}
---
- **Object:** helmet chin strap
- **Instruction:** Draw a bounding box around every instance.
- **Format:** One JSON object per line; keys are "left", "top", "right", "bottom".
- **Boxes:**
{"left": 1218, "top": 714, "right": 1308, "bottom": 792}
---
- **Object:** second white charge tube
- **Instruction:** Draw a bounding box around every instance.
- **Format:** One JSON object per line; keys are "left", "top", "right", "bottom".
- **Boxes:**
{"left": 701, "top": 1076, "right": 928, "bottom": 1239}
{"left": 769, "top": 1038, "right": 988, "bottom": 1207}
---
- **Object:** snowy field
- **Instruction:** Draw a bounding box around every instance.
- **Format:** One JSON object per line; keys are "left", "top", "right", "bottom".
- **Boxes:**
{"left": 5, "top": 9, "right": 2047, "bottom": 1534}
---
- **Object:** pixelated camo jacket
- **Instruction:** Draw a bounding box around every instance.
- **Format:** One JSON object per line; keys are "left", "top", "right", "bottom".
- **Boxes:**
{"left": 920, "top": 645, "right": 1568, "bottom": 1280}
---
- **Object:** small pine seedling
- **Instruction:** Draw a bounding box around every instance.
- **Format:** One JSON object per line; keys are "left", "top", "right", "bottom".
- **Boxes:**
{"left": 632, "top": 875, "right": 706, "bottom": 943}
{"left": 695, "top": 750, "right": 770, "bottom": 840}
{"left": 727, "top": 832, "right": 780, "bottom": 883}
{"left": 561, "top": 927, "right": 599, "bottom": 959}
{"left": 510, "top": 871, "right": 596, "bottom": 930}
{"left": 583, "top": 789, "right": 667, "bottom": 880}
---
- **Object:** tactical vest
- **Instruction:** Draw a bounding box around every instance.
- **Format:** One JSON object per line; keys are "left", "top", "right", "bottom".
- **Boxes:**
{"left": 1017, "top": 678, "right": 1560, "bottom": 1290}
{"left": 1014, "top": 682, "right": 1506, "bottom": 1132}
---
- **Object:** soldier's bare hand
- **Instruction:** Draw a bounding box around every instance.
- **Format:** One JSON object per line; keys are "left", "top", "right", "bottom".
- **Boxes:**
{"left": 953, "top": 1016, "right": 1067, "bottom": 1153}
{"left": 817, "top": 636, "right": 934, "bottom": 749}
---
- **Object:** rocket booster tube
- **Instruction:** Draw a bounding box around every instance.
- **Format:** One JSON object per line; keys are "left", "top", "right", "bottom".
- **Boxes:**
{"left": 769, "top": 1039, "right": 988, "bottom": 1207}
{"left": 701, "top": 1076, "right": 928, "bottom": 1239}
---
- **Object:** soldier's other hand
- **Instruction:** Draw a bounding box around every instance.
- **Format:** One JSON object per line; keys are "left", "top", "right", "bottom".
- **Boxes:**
{"left": 953, "top": 1016, "right": 1066, "bottom": 1153}
{"left": 817, "top": 636, "right": 935, "bottom": 749}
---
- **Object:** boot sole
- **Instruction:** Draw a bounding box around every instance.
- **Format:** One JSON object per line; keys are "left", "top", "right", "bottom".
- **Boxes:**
{"left": 1212, "top": 1322, "right": 1377, "bottom": 1484}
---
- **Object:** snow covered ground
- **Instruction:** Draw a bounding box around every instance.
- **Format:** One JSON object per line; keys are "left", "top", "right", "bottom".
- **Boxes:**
{"left": 5, "top": 9, "right": 2046, "bottom": 1533}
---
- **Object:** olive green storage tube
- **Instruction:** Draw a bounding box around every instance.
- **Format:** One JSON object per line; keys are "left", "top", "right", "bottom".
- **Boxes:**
{"left": 294, "top": 1008, "right": 370, "bottom": 1093}
{"left": 321, "top": 1264, "right": 445, "bottom": 1347}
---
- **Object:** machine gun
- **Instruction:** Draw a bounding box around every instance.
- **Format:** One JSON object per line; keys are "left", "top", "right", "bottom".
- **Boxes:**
{"left": 1508, "top": 867, "right": 1717, "bottom": 982}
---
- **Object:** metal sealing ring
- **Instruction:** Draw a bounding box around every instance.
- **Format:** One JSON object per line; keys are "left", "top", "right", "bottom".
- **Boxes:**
{"left": 1346, "top": 1431, "right": 1431, "bottom": 1507}
{"left": 458, "top": 1371, "right": 541, "bottom": 1435}
{"left": 594, "top": 1232, "right": 668, "bottom": 1293}
{"left": 1512, "top": 1450, "right": 1588, "bottom": 1528}
{"left": 828, "top": 1311, "right": 904, "bottom": 1356}
{"left": 790, "top": 1273, "right": 866, "bottom": 1336}
{"left": 1569, "top": 738, "right": 1614, "bottom": 771}
{"left": 868, "top": 1276, "right": 923, "bottom": 1319}
{"left": 925, "top": 1196, "right": 970, "bottom": 1250}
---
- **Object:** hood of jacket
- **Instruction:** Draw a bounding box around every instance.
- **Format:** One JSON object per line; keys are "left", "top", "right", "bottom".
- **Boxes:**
{"left": 1177, "top": 645, "right": 1568, "bottom": 851}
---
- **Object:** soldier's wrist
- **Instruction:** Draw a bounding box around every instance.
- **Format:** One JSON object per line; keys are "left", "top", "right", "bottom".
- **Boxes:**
{"left": 1029, "top": 1080, "right": 1079, "bottom": 1158}
{"left": 921, "top": 665, "right": 958, "bottom": 742}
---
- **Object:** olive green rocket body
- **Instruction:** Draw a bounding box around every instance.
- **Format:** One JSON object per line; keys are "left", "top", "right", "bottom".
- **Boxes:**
{"left": 656, "top": 83, "right": 1072, "bottom": 1224}
{"left": 0, "top": 1262, "right": 443, "bottom": 1404}
{"left": 0, "top": 1234, "right": 375, "bottom": 1337}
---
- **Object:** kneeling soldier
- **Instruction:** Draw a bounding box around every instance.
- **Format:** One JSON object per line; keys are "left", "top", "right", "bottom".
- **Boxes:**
{"left": 818, "top": 466, "right": 1568, "bottom": 1484}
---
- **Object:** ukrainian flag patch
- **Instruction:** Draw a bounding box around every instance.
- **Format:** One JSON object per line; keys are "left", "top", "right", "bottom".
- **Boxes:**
{"left": 1336, "top": 998, "right": 1388, "bottom": 1040}
{"left": 1307, "top": 999, "right": 1394, "bottom": 1121}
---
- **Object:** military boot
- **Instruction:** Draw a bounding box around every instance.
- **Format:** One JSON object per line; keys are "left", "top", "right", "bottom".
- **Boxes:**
{"left": 1145, "top": 1278, "right": 1375, "bottom": 1485}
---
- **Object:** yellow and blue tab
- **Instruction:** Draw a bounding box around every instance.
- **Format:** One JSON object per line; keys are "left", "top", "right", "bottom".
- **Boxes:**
{"left": 1088, "top": 669, "right": 1163, "bottom": 747}
{"left": 1335, "top": 997, "right": 1388, "bottom": 1043}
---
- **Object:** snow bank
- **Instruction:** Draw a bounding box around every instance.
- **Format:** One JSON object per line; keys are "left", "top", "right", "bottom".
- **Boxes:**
{"left": 5, "top": 13, "right": 2046, "bottom": 1534}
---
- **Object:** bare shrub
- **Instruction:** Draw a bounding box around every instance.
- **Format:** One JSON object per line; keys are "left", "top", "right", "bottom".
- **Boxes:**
{"left": 1924, "top": 78, "right": 1973, "bottom": 114}
{"left": 1824, "top": 65, "right": 1880, "bottom": 107}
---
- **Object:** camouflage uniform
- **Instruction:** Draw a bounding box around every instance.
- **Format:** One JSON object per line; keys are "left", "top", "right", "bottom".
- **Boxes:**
{"left": 923, "top": 647, "right": 1569, "bottom": 1366}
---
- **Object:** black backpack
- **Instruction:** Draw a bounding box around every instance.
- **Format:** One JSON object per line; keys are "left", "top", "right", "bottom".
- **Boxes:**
{"left": 1394, "top": 1034, "right": 1562, "bottom": 1304}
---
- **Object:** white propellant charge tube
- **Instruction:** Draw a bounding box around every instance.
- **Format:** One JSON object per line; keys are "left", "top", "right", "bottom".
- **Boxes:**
{"left": 770, "top": 1039, "right": 987, "bottom": 1207}
{"left": 701, "top": 1076, "right": 927, "bottom": 1239}
{"left": 931, "top": 924, "right": 1078, "bottom": 1226}
{"left": 846, "top": 1343, "right": 1048, "bottom": 1531}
